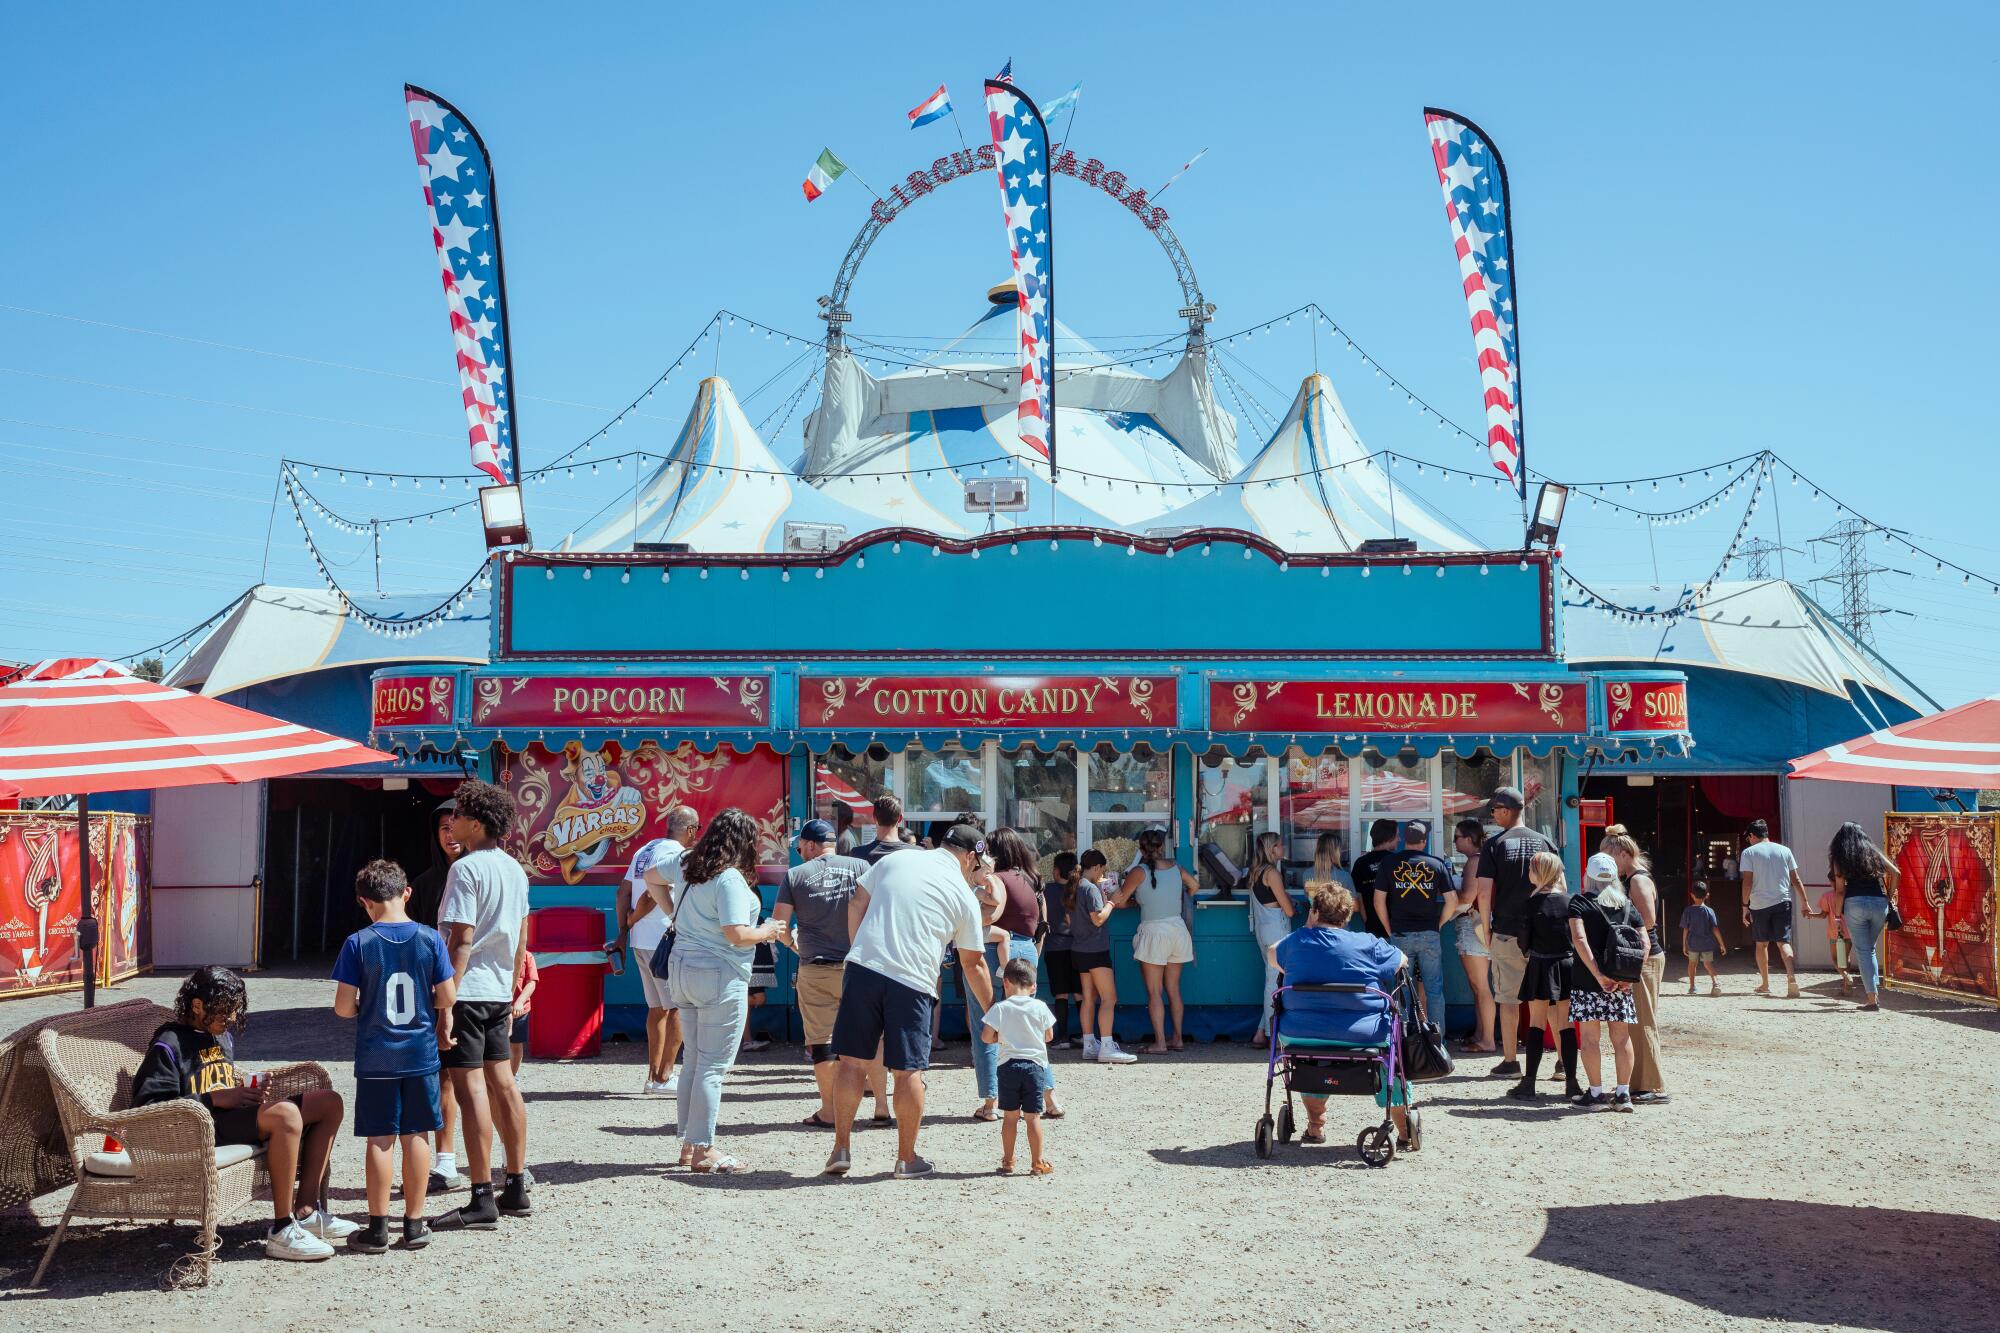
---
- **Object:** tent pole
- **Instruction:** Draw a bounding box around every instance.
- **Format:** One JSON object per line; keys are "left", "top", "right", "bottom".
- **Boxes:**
{"left": 78, "top": 792, "right": 97, "bottom": 1009}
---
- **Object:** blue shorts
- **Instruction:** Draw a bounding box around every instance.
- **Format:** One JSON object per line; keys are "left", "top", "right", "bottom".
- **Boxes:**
{"left": 997, "top": 1058, "right": 1045, "bottom": 1114}
{"left": 830, "top": 963, "right": 934, "bottom": 1072}
{"left": 354, "top": 1071, "right": 442, "bottom": 1138}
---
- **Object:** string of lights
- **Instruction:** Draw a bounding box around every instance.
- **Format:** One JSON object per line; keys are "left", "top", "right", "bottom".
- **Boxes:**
{"left": 281, "top": 474, "right": 490, "bottom": 634}
{"left": 1560, "top": 458, "right": 1773, "bottom": 622}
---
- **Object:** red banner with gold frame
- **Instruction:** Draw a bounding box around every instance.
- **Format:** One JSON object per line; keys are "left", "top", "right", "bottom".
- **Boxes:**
{"left": 1605, "top": 680, "right": 1689, "bottom": 733}
{"left": 807, "top": 674, "right": 1175, "bottom": 728}
{"left": 372, "top": 674, "right": 455, "bottom": 729}
{"left": 473, "top": 675, "right": 769, "bottom": 729}
{"left": 1883, "top": 812, "right": 1998, "bottom": 1002}
{"left": 497, "top": 742, "right": 788, "bottom": 885}
{"left": 0, "top": 811, "right": 150, "bottom": 995}
{"left": 1210, "top": 678, "right": 1586, "bottom": 733}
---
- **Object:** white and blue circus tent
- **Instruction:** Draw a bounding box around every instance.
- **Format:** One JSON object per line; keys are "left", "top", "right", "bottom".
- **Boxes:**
{"left": 799, "top": 311, "right": 1239, "bottom": 536}
{"left": 570, "top": 375, "right": 880, "bottom": 554}
{"left": 1149, "top": 373, "right": 1477, "bottom": 551}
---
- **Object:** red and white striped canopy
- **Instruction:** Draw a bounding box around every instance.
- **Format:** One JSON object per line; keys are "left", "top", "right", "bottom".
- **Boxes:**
{"left": 0, "top": 658, "right": 393, "bottom": 797}
{"left": 1788, "top": 695, "right": 2000, "bottom": 789}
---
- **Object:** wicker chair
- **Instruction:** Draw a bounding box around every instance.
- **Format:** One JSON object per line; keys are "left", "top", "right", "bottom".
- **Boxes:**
{"left": 28, "top": 1000, "right": 333, "bottom": 1286}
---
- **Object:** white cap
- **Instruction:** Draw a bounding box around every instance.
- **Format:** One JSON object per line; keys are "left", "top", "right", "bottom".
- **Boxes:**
{"left": 1585, "top": 852, "right": 1620, "bottom": 886}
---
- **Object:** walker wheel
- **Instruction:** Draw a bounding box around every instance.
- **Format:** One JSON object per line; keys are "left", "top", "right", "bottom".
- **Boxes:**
{"left": 1405, "top": 1107, "right": 1423, "bottom": 1153}
{"left": 1357, "top": 1124, "right": 1396, "bottom": 1168}
{"left": 1254, "top": 1115, "right": 1275, "bottom": 1159}
{"left": 1277, "top": 1103, "right": 1296, "bottom": 1144}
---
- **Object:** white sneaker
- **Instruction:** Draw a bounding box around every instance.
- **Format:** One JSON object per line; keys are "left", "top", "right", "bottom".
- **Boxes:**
{"left": 266, "top": 1218, "right": 335, "bottom": 1261}
{"left": 1097, "top": 1041, "right": 1138, "bottom": 1065}
{"left": 1081, "top": 1036, "right": 1101, "bottom": 1061}
{"left": 644, "top": 1078, "right": 674, "bottom": 1095}
{"left": 295, "top": 1207, "right": 360, "bottom": 1241}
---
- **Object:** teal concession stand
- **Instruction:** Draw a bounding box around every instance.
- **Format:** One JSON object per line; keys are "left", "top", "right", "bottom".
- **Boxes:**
{"left": 367, "top": 529, "right": 1693, "bottom": 1042}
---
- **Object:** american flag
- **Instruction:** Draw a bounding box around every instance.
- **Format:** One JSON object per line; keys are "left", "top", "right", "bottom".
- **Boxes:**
{"left": 405, "top": 84, "right": 516, "bottom": 486}
{"left": 984, "top": 80, "right": 1053, "bottom": 467}
{"left": 1424, "top": 108, "right": 1523, "bottom": 492}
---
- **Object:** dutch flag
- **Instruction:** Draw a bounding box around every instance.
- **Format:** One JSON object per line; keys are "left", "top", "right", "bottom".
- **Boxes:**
{"left": 908, "top": 84, "right": 952, "bottom": 129}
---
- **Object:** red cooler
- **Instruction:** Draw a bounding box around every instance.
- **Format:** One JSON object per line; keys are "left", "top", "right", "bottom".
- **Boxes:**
{"left": 526, "top": 906, "right": 609, "bottom": 1059}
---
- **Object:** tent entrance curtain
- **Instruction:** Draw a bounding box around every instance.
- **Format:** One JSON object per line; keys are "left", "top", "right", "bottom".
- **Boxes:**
{"left": 1698, "top": 774, "right": 1778, "bottom": 822}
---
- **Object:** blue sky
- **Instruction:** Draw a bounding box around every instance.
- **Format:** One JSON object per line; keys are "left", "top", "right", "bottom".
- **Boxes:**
{"left": 1, "top": 4, "right": 1994, "bottom": 703}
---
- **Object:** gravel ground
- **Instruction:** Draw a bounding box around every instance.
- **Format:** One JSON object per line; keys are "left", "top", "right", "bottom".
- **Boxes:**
{"left": 3, "top": 961, "right": 1997, "bottom": 1331}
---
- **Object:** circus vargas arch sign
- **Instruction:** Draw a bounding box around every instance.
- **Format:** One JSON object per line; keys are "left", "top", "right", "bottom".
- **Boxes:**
{"left": 825, "top": 144, "right": 1207, "bottom": 321}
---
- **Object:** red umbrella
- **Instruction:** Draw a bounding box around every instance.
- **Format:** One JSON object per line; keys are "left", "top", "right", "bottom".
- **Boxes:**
{"left": 1788, "top": 696, "right": 2000, "bottom": 789}
{"left": 0, "top": 658, "right": 394, "bottom": 1004}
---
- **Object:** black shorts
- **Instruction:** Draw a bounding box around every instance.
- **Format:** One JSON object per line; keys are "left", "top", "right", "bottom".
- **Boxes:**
{"left": 830, "top": 963, "right": 934, "bottom": 1072}
{"left": 442, "top": 1000, "right": 515, "bottom": 1069}
{"left": 354, "top": 1073, "right": 442, "bottom": 1138}
{"left": 211, "top": 1093, "right": 303, "bottom": 1147}
{"left": 997, "top": 1057, "right": 1045, "bottom": 1114}
{"left": 1071, "top": 949, "right": 1114, "bottom": 975}
{"left": 1750, "top": 903, "right": 1793, "bottom": 944}
{"left": 1043, "top": 947, "right": 1079, "bottom": 994}
{"left": 510, "top": 1012, "right": 529, "bottom": 1046}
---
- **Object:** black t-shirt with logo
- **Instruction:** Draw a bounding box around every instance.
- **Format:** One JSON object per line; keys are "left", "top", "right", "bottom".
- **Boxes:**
{"left": 1477, "top": 825, "right": 1556, "bottom": 940}
{"left": 1348, "top": 849, "right": 1396, "bottom": 936}
{"left": 847, "top": 838, "right": 915, "bottom": 866}
{"left": 1373, "top": 851, "right": 1457, "bottom": 936}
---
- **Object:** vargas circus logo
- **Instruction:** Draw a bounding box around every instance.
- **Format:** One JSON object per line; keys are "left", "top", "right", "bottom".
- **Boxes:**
{"left": 540, "top": 742, "right": 646, "bottom": 884}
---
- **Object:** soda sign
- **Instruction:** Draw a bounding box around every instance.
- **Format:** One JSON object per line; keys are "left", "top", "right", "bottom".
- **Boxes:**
{"left": 1605, "top": 680, "right": 1690, "bottom": 733}
{"left": 371, "top": 675, "right": 454, "bottom": 729}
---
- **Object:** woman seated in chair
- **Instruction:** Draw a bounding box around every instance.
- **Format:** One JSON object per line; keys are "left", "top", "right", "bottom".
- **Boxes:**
{"left": 1273, "top": 883, "right": 1408, "bottom": 1145}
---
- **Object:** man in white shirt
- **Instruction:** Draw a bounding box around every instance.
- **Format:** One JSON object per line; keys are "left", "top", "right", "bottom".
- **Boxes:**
{"left": 611, "top": 805, "right": 698, "bottom": 1094}
{"left": 823, "top": 823, "right": 994, "bottom": 1180}
{"left": 1739, "top": 819, "right": 1810, "bottom": 998}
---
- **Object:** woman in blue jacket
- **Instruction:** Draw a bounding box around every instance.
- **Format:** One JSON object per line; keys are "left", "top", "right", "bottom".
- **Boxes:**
{"left": 1273, "top": 882, "right": 1408, "bottom": 1145}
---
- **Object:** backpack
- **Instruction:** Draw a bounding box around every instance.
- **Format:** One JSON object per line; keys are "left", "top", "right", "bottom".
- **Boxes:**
{"left": 1593, "top": 897, "right": 1649, "bottom": 982}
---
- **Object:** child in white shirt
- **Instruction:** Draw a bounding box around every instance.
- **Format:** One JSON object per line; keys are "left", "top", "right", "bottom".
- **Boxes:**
{"left": 980, "top": 958, "right": 1057, "bottom": 1176}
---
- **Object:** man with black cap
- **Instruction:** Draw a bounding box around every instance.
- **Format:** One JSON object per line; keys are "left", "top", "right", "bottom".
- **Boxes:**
{"left": 823, "top": 822, "right": 993, "bottom": 1180}
{"left": 1474, "top": 787, "right": 1555, "bottom": 1076}
{"left": 1372, "top": 821, "right": 1456, "bottom": 1034}
{"left": 773, "top": 819, "right": 889, "bottom": 1128}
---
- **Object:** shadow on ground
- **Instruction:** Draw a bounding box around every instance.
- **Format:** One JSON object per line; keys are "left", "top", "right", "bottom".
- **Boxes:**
{"left": 1531, "top": 1196, "right": 2000, "bottom": 1332}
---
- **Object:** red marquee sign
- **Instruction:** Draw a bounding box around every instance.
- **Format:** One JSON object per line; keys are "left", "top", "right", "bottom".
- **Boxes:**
{"left": 470, "top": 675, "right": 769, "bottom": 729}
{"left": 809, "top": 675, "right": 1176, "bottom": 729}
{"left": 1605, "top": 679, "right": 1690, "bottom": 733}
{"left": 371, "top": 674, "right": 455, "bottom": 730}
{"left": 1212, "top": 679, "right": 1587, "bottom": 734}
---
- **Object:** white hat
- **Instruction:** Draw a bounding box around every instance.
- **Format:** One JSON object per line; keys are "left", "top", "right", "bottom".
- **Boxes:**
{"left": 1585, "top": 852, "right": 1620, "bottom": 886}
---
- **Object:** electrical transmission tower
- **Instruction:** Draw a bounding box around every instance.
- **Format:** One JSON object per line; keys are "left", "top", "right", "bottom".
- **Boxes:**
{"left": 1808, "top": 518, "right": 1897, "bottom": 646}
{"left": 1732, "top": 537, "right": 1798, "bottom": 580}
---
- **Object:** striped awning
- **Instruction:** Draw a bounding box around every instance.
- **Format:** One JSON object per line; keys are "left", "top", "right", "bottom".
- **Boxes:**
{"left": 0, "top": 657, "right": 393, "bottom": 797}
{"left": 1788, "top": 694, "right": 2000, "bottom": 788}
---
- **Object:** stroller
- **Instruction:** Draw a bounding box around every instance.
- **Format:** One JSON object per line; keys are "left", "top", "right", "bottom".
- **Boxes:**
{"left": 1253, "top": 969, "right": 1421, "bottom": 1167}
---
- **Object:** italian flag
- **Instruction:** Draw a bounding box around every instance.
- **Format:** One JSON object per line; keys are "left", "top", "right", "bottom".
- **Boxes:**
{"left": 802, "top": 148, "right": 846, "bottom": 202}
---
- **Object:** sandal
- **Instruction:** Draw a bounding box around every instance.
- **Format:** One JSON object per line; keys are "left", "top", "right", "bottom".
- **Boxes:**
{"left": 972, "top": 1106, "right": 999, "bottom": 1123}
{"left": 995, "top": 1158, "right": 1015, "bottom": 1175}
{"left": 801, "top": 1111, "right": 837, "bottom": 1129}
{"left": 1251, "top": 1034, "right": 1269, "bottom": 1049}
{"left": 1031, "top": 1160, "right": 1054, "bottom": 1176}
{"left": 1302, "top": 1127, "right": 1326, "bottom": 1145}
{"left": 1043, "top": 1105, "right": 1065, "bottom": 1120}
{"left": 872, "top": 1110, "right": 894, "bottom": 1125}
{"left": 709, "top": 1155, "right": 749, "bottom": 1174}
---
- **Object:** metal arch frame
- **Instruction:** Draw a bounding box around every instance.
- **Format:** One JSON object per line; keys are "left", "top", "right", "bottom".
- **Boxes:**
{"left": 819, "top": 149, "right": 1212, "bottom": 343}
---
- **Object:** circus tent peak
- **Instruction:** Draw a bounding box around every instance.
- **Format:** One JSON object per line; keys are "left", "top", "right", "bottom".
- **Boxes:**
{"left": 1147, "top": 373, "right": 1479, "bottom": 553}
{"left": 569, "top": 376, "right": 881, "bottom": 554}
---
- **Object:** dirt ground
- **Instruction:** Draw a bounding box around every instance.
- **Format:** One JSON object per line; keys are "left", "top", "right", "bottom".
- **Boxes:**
{"left": 2, "top": 959, "right": 1996, "bottom": 1331}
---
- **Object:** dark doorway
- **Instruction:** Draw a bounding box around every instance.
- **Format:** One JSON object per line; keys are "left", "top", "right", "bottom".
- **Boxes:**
{"left": 262, "top": 778, "right": 460, "bottom": 964}
{"left": 1578, "top": 775, "right": 1782, "bottom": 953}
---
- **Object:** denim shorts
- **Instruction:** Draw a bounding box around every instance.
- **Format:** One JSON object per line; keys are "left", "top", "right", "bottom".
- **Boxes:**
{"left": 354, "top": 1072, "right": 442, "bottom": 1138}
{"left": 997, "top": 1057, "right": 1046, "bottom": 1114}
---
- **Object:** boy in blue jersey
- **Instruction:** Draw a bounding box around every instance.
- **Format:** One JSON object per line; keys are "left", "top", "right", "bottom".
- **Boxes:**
{"left": 333, "top": 859, "right": 456, "bottom": 1253}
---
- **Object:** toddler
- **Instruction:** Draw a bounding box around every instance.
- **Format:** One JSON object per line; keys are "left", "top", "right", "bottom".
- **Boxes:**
{"left": 980, "top": 957, "right": 1057, "bottom": 1176}
{"left": 1679, "top": 881, "right": 1727, "bottom": 995}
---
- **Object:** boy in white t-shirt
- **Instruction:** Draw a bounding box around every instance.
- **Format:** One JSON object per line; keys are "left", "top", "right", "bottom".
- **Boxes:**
{"left": 981, "top": 957, "right": 1057, "bottom": 1177}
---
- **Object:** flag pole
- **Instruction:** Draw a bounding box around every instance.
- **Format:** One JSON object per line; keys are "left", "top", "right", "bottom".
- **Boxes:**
{"left": 842, "top": 164, "right": 886, "bottom": 203}
{"left": 78, "top": 790, "right": 96, "bottom": 1009}
{"left": 948, "top": 102, "right": 972, "bottom": 154}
